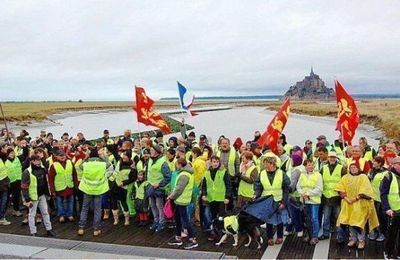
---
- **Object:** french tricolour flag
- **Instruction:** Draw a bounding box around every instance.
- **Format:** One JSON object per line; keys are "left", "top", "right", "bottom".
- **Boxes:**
{"left": 178, "top": 81, "right": 198, "bottom": 116}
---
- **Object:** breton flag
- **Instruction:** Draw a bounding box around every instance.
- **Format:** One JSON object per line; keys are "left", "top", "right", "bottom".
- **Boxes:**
{"left": 177, "top": 81, "right": 198, "bottom": 116}
{"left": 134, "top": 86, "right": 171, "bottom": 133}
{"left": 335, "top": 80, "right": 359, "bottom": 144}
{"left": 257, "top": 98, "right": 290, "bottom": 154}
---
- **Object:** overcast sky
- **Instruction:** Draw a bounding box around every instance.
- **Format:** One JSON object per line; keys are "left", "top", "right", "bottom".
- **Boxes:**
{"left": 1, "top": 1, "right": 399, "bottom": 101}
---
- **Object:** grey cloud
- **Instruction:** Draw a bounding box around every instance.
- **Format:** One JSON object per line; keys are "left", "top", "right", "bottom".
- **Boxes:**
{"left": 0, "top": 0, "right": 399, "bottom": 101}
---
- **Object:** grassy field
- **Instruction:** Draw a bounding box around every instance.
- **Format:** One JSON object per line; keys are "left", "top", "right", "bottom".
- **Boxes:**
{"left": 1, "top": 99, "right": 399, "bottom": 141}
{"left": 265, "top": 99, "right": 400, "bottom": 141}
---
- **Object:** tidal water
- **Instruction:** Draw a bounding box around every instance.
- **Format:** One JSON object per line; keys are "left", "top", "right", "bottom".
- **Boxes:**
{"left": 14, "top": 107, "right": 380, "bottom": 147}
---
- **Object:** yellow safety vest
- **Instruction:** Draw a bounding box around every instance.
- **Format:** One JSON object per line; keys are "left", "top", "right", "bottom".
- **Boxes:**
{"left": 74, "top": 158, "right": 84, "bottom": 181}
{"left": 388, "top": 173, "right": 400, "bottom": 211}
{"left": 166, "top": 158, "right": 177, "bottom": 172}
{"left": 346, "top": 158, "right": 367, "bottom": 172}
{"left": 0, "top": 160, "right": 8, "bottom": 181}
{"left": 283, "top": 143, "right": 292, "bottom": 155}
{"left": 224, "top": 215, "right": 239, "bottom": 232}
{"left": 53, "top": 160, "right": 74, "bottom": 192}
{"left": 147, "top": 157, "right": 166, "bottom": 186}
{"left": 217, "top": 148, "right": 237, "bottom": 177}
{"left": 79, "top": 161, "right": 109, "bottom": 195}
{"left": 260, "top": 169, "right": 283, "bottom": 202}
{"left": 299, "top": 172, "right": 321, "bottom": 204}
{"left": 204, "top": 169, "right": 226, "bottom": 202}
{"left": 134, "top": 181, "right": 149, "bottom": 200}
{"left": 5, "top": 158, "right": 22, "bottom": 183}
{"left": 371, "top": 170, "right": 387, "bottom": 202}
{"left": 174, "top": 171, "right": 194, "bottom": 206}
{"left": 322, "top": 164, "right": 343, "bottom": 198}
{"left": 363, "top": 149, "right": 373, "bottom": 162}
{"left": 110, "top": 162, "right": 131, "bottom": 189}
{"left": 238, "top": 165, "right": 257, "bottom": 198}
{"left": 28, "top": 168, "right": 38, "bottom": 201}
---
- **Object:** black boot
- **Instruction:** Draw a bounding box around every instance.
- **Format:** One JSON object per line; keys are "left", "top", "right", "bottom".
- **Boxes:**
{"left": 47, "top": 230, "right": 56, "bottom": 237}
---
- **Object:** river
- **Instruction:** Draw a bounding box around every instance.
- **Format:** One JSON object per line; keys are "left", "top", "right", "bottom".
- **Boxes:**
{"left": 11, "top": 107, "right": 381, "bottom": 148}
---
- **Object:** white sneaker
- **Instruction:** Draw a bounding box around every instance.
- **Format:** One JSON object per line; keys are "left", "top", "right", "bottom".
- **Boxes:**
{"left": 297, "top": 231, "right": 303, "bottom": 237}
{"left": 284, "top": 230, "right": 290, "bottom": 236}
{"left": 0, "top": 218, "right": 11, "bottom": 225}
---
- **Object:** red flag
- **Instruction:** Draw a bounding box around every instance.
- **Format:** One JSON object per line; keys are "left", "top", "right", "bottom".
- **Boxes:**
{"left": 257, "top": 98, "right": 290, "bottom": 153}
{"left": 335, "top": 81, "right": 359, "bottom": 144}
{"left": 134, "top": 86, "right": 171, "bottom": 134}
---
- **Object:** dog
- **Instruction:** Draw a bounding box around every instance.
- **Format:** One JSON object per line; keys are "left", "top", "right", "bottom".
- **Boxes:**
{"left": 213, "top": 212, "right": 264, "bottom": 249}
{"left": 214, "top": 215, "right": 239, "bottom": 247}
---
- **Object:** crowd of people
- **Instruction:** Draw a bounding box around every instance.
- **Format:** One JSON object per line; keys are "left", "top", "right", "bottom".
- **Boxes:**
{"left": 0, "top": 124, "right": 399, "bottom": 258}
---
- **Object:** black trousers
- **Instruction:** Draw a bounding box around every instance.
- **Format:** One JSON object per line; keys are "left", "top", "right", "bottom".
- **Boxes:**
{"left": 8, "top": 181, "right": 21, "bottom": 211}
{"left": 385, "top": 215, "right": 400, "bottom": 258}
{"left": 209, "top": 201, "right": 225, "bottom": 220}
{"left": 111, "top": 187, "right": 128, "bottom": 212}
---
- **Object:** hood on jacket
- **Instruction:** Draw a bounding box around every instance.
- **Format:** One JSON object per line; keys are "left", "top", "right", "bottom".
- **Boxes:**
{"left": 181, "top": 164, "right": 194, "bottom": 174}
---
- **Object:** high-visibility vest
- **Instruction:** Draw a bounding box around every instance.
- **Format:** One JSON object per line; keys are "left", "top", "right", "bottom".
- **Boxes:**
{"left": 79, "top": 161, "right": 109, "bottom": 195}
{"left": 260, "top": 169, "right": 283, "bottom": 202}
{"left": 363, "top": 147, "right": 374, "bottom": 162}
{"left": 371, "top": 170, "right": 387, "bottom": 202}
{"left": 74, "top": 158, "right": 84, "bottom": 181}
{"left": 53, "top": 160, "right": 74, "bottom": 192}
{"left": 346, "top": 157, "right": 367, "bottom": 172}
{"left": 5, "top": 158, "right": 22, "bottom": 183}
{"left": 136, "top": 160, "right": 145, "bottom": 173}
{"left": 106, "top": 138, "right": 115, "bottom": 145}
{"left": 322, "top": 164, "right": 343, "bottom": 198}
{"left": 283, "top": 143, "right": 292, "bottom": 155}
{"left": 224, "top": 215, "right": 239, "bottom": 232}
{"left": 27, "top": 168, "right": 38, "bottom": 201}
{"left": 174, "top": 171, "right": 194, "bottom": 206}
{"left": 204, "top": 169, "right": 226, "bottom": 202}
{"left": 110, "top": 162, "right": 131, "bottom": 190}
{"left": 166, "top": 158, "right": 176, "bottom": 172}
{"left": 238, "top": 165, "right": 257, "bottom": 198}
{"left": 388, "top": 173, "right": 400, "bottom": 211}
{"left": 217, "top": 148, "right": 237, "bottom": 177}
{"left": 134, "top": 181, "right": 149, "bottom": 200}
{"left": 14, "top": 146, "right": 23, "bottom": 156}
{"left": 253, "top": 155, "right": 261, "bottom": 172}
{"left": 0, "top": 160, "right": 8, "bottom": 181}
{"left": 299, "top": 172, "right": 321, "bottom": 204}
{"left": 147, "top": 157, "right": 166, "bottom": 186}
{"left": 333, "top": 145, "right": 346, "bottom": 164}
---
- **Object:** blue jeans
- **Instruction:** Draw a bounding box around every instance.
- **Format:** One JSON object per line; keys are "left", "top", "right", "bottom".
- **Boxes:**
{"left": 202, "top": 205, "right": 212, "bottom": 230}
{"left": 175, "top": 205, "right": 195, "bottom": 239}
{"left": 322, "top": 204, "right": 344, "bottom": 239}
{"left": 0, "top": 190, "right": 8, "bottom": 219}
{"left": 288, "top": 200, "right": 303, "bottom": 232}
{"left": 305, "top": 204, "right": 320, "bottom": 239}
{"left": 79, "top": 194, "right": 102, "bottom": 229}
{"left": 267, "top": 223, "right": 283, "bottom": 239}
{"left": 56, "top": 195, "right": 73, "bottom": 217}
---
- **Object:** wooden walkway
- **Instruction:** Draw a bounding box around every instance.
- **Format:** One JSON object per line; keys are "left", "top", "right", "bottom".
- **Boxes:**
{"left": 0, "top": 212, "right": 385, "bottom": 259}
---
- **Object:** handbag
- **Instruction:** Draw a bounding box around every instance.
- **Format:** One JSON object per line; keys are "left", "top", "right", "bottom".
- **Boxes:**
{"left": 163, "top": 198, "right": 175, "bottom": 219}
